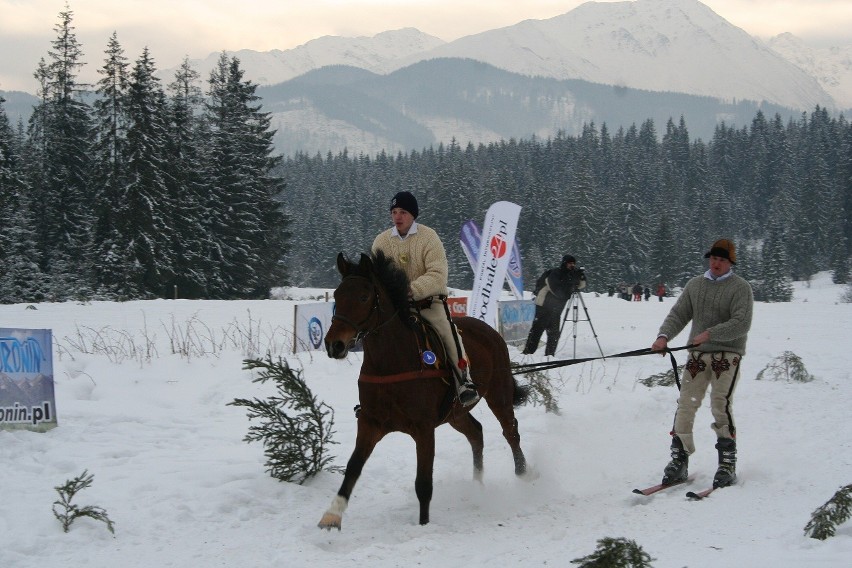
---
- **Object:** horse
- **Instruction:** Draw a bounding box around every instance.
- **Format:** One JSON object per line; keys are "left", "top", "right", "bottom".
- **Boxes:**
{"left": 318, "top": 251, "right": 529, "bottom": 530}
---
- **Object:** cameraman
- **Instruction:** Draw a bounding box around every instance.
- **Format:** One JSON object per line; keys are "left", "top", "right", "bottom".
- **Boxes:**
{"left": 522, "top": 254, "right": 587, "bottom": 356}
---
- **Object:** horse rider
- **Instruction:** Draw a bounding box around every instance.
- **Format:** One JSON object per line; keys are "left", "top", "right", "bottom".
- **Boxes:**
{"left": 372, "top": 191, "right": 479, "bottom": 406}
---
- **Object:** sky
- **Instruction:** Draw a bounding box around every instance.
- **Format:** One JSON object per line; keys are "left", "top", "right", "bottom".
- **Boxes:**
{"left": 1, "top": 272, "right": 851, "bottom": 567}
{"left": 2, "top": 0, "right": 852, "bottom": 93}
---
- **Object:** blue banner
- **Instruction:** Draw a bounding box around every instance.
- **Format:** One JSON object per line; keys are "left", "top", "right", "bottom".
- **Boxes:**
{"left": 0, "top": 328, "right": 57, "bottom": 432}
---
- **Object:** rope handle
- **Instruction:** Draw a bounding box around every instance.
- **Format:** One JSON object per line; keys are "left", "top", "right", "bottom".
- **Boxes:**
{"left": 513, "top": 344, "right": 695, "bottom": 386}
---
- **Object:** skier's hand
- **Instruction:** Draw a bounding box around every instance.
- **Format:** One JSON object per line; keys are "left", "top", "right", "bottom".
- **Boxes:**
{"left": 651, "top": 336, "right": 668, "bottom": 353}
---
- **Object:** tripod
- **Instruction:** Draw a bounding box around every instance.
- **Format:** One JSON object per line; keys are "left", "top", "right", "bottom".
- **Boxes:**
{"left": 559, "top": 291, "right": 604, "bottom": 358}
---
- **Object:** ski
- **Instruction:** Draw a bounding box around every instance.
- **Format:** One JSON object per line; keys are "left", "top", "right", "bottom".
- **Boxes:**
{"left": 632, "top": 476, "right": 693, "bottom": 496}
{"left": 686, "top": 487, "right": 716, "bottom": 500}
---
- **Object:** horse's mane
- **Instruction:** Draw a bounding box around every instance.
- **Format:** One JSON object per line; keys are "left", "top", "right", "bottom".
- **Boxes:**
{"left": 343, "top": 251, "right": 411, "bottom": 318}
{"left": 370, "top": 250, "right": 411, "bottom": 317}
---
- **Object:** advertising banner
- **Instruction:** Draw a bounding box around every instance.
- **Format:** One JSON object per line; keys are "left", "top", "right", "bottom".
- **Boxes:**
{"left": 293, "top": 302, "right": 335, "bottom": 353}
{"left": 497, "top": 300, "right": 536, "bottom": 345}
{"left": 467, "top": 201, "right": 522, "bottom": 328}
{"left": 0, "top": 328, "right": 57, "bottom": 432}
{"left": 446, "top": 297, "right": 468, "bottom": 318}
{"left": 460, "top": 220, "right": 524, "bottom": 300}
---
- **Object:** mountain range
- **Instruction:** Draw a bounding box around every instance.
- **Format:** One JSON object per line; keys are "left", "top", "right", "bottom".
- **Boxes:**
{"left": 4, "top": 0, "right": 851, "bottom": 157}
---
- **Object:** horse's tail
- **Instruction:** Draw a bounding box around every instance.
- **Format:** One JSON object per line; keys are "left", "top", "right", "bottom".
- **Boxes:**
{"left": 512, "top": 379, "right": 530, "bottom": 407}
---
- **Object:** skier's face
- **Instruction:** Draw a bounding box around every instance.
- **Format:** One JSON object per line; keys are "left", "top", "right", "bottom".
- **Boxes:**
{"left": 391, "top": 207, "right": 415, "bottom": 236}
{"left": 708, "top": 255, "right": 732, "bottom": 278}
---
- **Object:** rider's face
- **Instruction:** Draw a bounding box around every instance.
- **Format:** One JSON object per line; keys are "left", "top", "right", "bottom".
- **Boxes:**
{"left": 391, "top": 207, "right": 415, "bottom": 235}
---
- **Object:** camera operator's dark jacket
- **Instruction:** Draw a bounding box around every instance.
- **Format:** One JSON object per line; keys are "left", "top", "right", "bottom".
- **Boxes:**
{"left": 533, "top": 266, "right": 587, "bottom": 312}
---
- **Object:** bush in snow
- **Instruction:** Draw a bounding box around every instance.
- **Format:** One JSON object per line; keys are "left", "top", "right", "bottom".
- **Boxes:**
{"left": 230, "top": 357, "right": 342, "bottom": 484}
{"left": 52, "top": 470, "right": 115, "bottom": 534}
{"left": 638, "top": 364, "right": 685, "bottom": 388}
{"left": 570, "top": 536, "right": 655, "bottom": 567}
{"left": 514, "top": 365, "right": 560, "bottom": 414}
{"left": 755, "top": 351, "right": 814, "bottom": 383}
{"left": 804, "top": 483, "right": 852, "bottom": 540}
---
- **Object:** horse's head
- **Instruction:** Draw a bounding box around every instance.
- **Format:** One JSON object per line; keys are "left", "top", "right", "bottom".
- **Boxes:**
{"left": 324, "top": 253, "right": 374, "bottom": 358}
{"left": 324, "top": 251, "right": 410, "bottom": 359}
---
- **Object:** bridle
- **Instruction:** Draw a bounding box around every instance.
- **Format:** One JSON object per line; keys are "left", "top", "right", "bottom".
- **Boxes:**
{"left": 331, "top": 275, "right": 398, "bottom": 343}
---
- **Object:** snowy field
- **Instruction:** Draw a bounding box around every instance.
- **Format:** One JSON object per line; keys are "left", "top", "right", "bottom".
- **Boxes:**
{"left": 1, "top": 273, "right": 850, "bottom": 567}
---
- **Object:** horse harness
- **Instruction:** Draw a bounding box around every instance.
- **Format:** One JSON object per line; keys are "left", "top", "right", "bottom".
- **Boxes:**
{"left": 333, "top": 275, "right": 451, "bottom": 384}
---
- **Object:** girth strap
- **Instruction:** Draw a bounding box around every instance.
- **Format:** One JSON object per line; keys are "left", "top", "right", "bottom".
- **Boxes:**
{"left": 359, "top": 369, "right": 450, "bottom": 384}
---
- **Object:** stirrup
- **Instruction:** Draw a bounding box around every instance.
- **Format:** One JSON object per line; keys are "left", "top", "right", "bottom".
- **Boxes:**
{"left": 458, "top": 384, "right": 479, "bottom": 407}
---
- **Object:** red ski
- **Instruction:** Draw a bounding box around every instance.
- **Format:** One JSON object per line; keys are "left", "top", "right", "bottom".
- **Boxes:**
{"left": 632, "top": 476, "right": 694, "bottom": 496}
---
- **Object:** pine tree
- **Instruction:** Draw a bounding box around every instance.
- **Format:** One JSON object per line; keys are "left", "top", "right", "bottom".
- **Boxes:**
{"left": 25, "top": 5, "right": 95, "bottom": 299}
{"left": 761, "top": 222, "right": 793, "bottom": 302}
{"left": 90, "top": 32, "right": 135, "bottom": 299}
{"left": 121, "top": 47, "right": 176, "bottom": 297}
{"left": 203, "top": 54, "right": 287, "bottom": 298}
{"left": 164, "top": 57, "right": 209, "bottom": 298}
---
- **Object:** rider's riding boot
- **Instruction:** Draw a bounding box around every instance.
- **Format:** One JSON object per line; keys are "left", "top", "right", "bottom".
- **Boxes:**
{"left": 455, "top": 360, "right": 479, "bottom": 407}
{"left": 662, "top": 435, "right": 689, "bottom": 485}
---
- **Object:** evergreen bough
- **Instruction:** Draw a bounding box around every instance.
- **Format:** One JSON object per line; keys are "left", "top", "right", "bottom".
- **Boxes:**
{"left": 52, "top": 470, "right": 115, "bottom": 534}
{"left": 755, "top": 351, "right": 814, "bottom": 382}
{"left": 638, "top": 365, "right": 684, "bottom": 388}
{"left": 230, "top": 357, "right": 341, "bottom": 484}
{"left": 804, "top": 484, "right": 852, "bottom": 540}
{"left": 571, "top": 536, "right": 655, "bottom": 567}
{"left": 513, "top": 365, "right": 560, "bottom": 414}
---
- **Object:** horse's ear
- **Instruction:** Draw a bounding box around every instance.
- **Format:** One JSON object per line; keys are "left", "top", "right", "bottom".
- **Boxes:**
{"left": 337, "top": 252, "right": 349, "bottom": 276}
{"left": 358, "top": 253, "right": 373, "bottom": 274}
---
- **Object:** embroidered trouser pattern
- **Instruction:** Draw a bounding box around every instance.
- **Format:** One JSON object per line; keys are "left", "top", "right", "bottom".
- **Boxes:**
{"left": 671, "top": 351, "right": 741, "bottom": 455}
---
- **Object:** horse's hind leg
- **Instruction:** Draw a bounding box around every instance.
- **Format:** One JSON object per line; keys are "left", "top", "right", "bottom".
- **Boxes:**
{"left": 448, "top": 413, "right": 485, "bottom": 482}
{"left": 318, "top": 425, "right": 384, "bottom": 530}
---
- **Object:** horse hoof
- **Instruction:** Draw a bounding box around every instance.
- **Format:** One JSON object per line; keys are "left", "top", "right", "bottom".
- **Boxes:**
{"left": 317, "top": 513, "right": 342, "bottom": 531}
{"left": 519, "top": 467, "right": 540, "bottom": 481}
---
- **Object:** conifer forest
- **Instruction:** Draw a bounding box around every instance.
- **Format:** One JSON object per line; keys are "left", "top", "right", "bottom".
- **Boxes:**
{"left": 1, "top": 8, "right": 851, "bottom": 304}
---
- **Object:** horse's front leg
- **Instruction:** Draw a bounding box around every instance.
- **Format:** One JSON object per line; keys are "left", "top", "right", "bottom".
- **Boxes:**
{"left": 448, "top": 413, "right": 485, "bottom": 482}
{"left": 414, "top": 429, "right": 436, "bottom": 525}
{"left": 318, "top": 426, "right": 382, "bottom": 530}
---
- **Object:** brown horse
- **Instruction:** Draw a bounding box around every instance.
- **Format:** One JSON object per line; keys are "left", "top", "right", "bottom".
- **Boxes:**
{"left": 318, "top": 251, "right": 529, "bottom": 530}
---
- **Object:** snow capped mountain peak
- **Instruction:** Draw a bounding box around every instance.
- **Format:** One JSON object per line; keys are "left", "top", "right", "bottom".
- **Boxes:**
{"left": 390, "top": 0, "right": 833, "bottom": 109}
{"left": 768, "top": 32, "right": 852, "bottom": 108}
{"left": 158, "top": 28, "right": 444, "bottom": 87}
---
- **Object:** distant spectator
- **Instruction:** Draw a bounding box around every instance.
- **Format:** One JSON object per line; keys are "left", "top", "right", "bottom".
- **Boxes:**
{"left": 656, "top": 283, "right": 666, "bottom": 302}
{"left": 644, "top": 286, "right": 651, "bottom": 301}
{"left": 632, "top": 282, "right": 643, "bottom": 301}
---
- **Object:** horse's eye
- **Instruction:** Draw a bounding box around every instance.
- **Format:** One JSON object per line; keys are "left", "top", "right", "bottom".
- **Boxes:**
{"left": 360, "top": 293, "right": 370, "bottom": 303}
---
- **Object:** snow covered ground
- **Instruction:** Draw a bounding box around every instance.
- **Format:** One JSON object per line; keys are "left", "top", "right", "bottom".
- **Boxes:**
{"left": 1, "top": 273, "right": 850, "bottom": 567}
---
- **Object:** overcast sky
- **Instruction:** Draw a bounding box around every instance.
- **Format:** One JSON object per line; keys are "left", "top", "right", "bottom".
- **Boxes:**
{"left": 2, "top": 0, "right": 851, "bottom": 93}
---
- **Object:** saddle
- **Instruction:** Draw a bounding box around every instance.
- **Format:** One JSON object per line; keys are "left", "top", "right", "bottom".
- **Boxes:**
{"left": 407, "top": 308, "right": 450, "bottom": 376}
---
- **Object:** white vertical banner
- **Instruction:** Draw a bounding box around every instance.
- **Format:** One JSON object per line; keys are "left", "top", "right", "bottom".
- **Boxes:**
{"left": 467, "top": 201, "right": 522, "bottom": 328}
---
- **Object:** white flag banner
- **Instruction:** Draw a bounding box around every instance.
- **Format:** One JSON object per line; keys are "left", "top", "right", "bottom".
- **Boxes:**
{"left": 467, "top": 201, "right": 522, "bottom": 328}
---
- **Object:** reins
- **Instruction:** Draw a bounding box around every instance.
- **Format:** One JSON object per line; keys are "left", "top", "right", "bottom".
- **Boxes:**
{"left": 512, "top": 344, "right": 696, "bottom": 390}
{"left": 331, "top": 275, "right": 398, "bottom": 343}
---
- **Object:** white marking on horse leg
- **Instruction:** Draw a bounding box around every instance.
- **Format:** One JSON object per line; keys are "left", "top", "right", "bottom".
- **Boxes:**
{"left": 327, "top": 494, "right": 348, "bottom": 516}
{"left": 317, "top": 495, "right": 349, "bottom": 530}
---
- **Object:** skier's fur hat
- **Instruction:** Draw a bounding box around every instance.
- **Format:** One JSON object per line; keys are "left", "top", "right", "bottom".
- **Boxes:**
{"left": 704, "top": 238, "right": 737, "bottom": 264}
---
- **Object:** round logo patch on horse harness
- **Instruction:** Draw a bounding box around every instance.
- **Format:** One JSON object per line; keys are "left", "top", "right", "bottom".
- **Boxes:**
{"left": 422, "top": 350, "right": 437, "bottom": 365}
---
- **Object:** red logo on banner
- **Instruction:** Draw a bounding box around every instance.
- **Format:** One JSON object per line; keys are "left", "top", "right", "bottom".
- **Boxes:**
{"left": 447, "top": 297, "right": 468, "bottom": 315}
{"left": 490, "top": 234, "right": 508, "bottom": 258}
